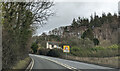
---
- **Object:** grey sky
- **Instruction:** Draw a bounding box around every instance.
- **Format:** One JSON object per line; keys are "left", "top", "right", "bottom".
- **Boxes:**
{"left": 35, "top": 1, "right": 119, "bottom": 36}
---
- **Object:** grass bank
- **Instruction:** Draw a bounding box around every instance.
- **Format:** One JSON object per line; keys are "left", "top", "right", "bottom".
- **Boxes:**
{"left": 62, "top": 55, "right": 119, "bottom": 68}
{"left": 12, "top": 57, "right": 31, "bottom": 69}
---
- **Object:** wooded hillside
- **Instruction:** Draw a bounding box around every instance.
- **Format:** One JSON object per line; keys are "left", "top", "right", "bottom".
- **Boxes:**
{"left": 47, "top": 13, "right": 119, "bottom": 47}
{"left": 33, "top": 13, "right": 119, "bottom": 58}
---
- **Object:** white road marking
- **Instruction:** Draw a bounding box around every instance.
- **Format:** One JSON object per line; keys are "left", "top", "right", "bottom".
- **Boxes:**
{"left": 28, "top": 54, "right": 35, "bottom": 71}
{"left": 34, "top": 54, "right": 78, "bottom": 70}
{"left": 30, "top": 58, "right": 34, "bottom": 71}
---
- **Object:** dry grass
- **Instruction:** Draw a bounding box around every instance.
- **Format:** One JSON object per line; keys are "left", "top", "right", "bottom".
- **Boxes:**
{"left": 65, "top": 56, "right": 119, "bottom": 68}
{"left": 12, "top": 57, "right": 31, "bottom": 69}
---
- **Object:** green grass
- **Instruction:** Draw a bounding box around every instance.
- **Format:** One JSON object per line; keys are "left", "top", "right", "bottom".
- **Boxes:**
{"left": 12, "top": 57, "right": 31, "bottom": 69}
{"left": 70, "top": 44, "right": 119, "bottom": 57}
{"left": 65, "top": 55, "right": 119, "bottom": 68}
{"left": 62, "top": 44, "right": 119, "bottom": 68}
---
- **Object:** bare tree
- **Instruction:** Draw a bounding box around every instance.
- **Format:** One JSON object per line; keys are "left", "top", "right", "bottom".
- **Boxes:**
{"left": 27, "top": 2, "right": 54, "bottom": 29}
{"left": 2, "top": 1, "right": 54, "bottom": 69}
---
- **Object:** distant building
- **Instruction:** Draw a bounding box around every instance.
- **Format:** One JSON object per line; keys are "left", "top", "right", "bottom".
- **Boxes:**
{"left": 46, "top": 41, "right": 61, "bottom": 49}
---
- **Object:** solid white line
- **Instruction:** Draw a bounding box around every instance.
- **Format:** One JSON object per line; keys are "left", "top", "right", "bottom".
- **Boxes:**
{"left": 31, "top": 54, "right": 82, "bottom": 71}
{"left": 36, "top": 55, "right": 78, "bottom": 70}
{"left": 26, "top": 57, "right": 34, "bottom": 71}
{"left": 26, "top": 61, "right": 31, "bottom": 70}
{"left": 29, "top": 57, "right": 34, "bottom": 71}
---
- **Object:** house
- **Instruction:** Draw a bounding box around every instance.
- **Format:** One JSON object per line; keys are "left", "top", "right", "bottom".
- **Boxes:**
{"left": 46, "top": 41, "right": 61, "bottom": 49}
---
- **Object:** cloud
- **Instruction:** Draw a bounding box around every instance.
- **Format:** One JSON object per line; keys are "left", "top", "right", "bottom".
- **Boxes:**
{"left": 35, "top": 2, "right": 118, "bottom": 36}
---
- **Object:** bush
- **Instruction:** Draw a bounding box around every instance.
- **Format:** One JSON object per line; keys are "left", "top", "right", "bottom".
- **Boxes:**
{"left": 81, "top": 29, "right": 94, "bottom": 40}
{"left": 37, "top": 45, "right": 119, "bottom": 58}
{"left": 93, "top": 38, "right": 99, "bottom": 45}
{"left": 91, "top": 46, "right": 105, "bottom": 51}
{"left": 47, "top": 49, "right": 63, "bottom": 57}
{"left": 70, "top": 46, "right": 91, "bottom": 57}
{"left": 31, "top": 42, "right": 38, "bottom": 53}
{"left": 37, "top": 48, "right": 50, "bottom": 55}
{"left": 37, "top": 48, "right": 63, "bottom": 57}
{"left": 70, "top": 45, "right": 119, "bottom": 57}
{"left": 66, "top": 37, "right": 94, "bottom": 48}
{"left": 107, "top": 44, "right": 119, "bottom": 49}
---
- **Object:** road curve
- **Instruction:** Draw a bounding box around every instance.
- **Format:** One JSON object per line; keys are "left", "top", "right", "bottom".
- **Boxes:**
{"left": 29, "top": 54, "right": 117, "bottom": 71}
{"left": 29, "top": 54, "right": 71, "bottom": 71}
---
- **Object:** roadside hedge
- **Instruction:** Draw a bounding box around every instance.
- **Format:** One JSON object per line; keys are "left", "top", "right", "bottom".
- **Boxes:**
{"left": 70, "top": 44, "right": 119, "bottom": 57}
{"left": 37, "top": 48, "right": 63, "bottom": 57}
{"left": 37, "top": 44, "right": 119, "bottom": 58}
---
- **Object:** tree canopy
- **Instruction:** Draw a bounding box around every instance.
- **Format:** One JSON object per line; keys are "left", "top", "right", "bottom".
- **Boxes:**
{"left": 2, "top": 1, "right": 53, "bottom": 69}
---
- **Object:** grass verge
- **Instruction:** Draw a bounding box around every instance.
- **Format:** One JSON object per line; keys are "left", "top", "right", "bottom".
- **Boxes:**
{"left": 62, "top": 55, "right": 119, "bottom": 68}
{"left": 12, "top": 57, "right": 31, "bottom": 69}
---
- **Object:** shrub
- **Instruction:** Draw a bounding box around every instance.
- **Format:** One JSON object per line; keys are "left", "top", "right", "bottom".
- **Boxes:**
{"left": 70, "top": 45, "right": 119, "bottom": 57}
{"left": 47, "top": 49, "right": 63, "bottom": 57}
{"left": 31, "top": 42, "right": 38, "bottom": 53}
{"left": 95, "top": 46, "right": 105, "bottom": 50}
{"left": 93, "top": 38, "right": 99, "bottom": 45}
{"left": 81, "top": 29, "right": 94, "bottom": 40}
{"left": 37, "top": 48, "right": 50, "bottom": 55}
{"left": 107, "top": 44, "right": 119, "bottom": 49}
{"left": 71, "top": 46, "right": 91, "bottom": 57}
{"left": 66, "top": 38, "right": 94, "bottom": 48}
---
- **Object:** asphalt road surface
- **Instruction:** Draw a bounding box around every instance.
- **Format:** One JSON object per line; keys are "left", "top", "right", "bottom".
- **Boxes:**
{"left": 29, "top": 54, "right": 118, "bottom": 71}
{"left": 30, "top": 54, "right": 71, "bottom": 71}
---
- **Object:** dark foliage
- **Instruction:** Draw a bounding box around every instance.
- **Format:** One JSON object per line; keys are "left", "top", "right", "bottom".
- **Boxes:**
{"left": 93, "top": 38, "right": 99, "bottom": 45}
{"left": 47, "top": 49, "right": 62, "bottom": 57}
{"left": 31, "top": 42, "right": 38, "bottom": 53}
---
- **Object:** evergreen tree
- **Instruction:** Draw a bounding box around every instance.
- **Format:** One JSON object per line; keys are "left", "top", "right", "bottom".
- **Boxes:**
{"left": 81, "top": 29, "right": 94, "bottom": 40}
{"left": 71, "top": 18, "right": 78, "bottom": 28}
{"left": 93, "top": 38, "right": 99, "bottom": 45}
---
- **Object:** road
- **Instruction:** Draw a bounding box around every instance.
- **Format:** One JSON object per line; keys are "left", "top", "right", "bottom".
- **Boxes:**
{"left": 30, "top": 54, "right": 71, "bottom": 71}
{"left": 29, "top": 54, "right": 117, "bottom": 71}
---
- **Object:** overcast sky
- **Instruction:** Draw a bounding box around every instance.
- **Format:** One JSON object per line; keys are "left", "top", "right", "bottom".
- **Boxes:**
{"left": 35, "top": 0, "right": 119, "bottom": 36}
